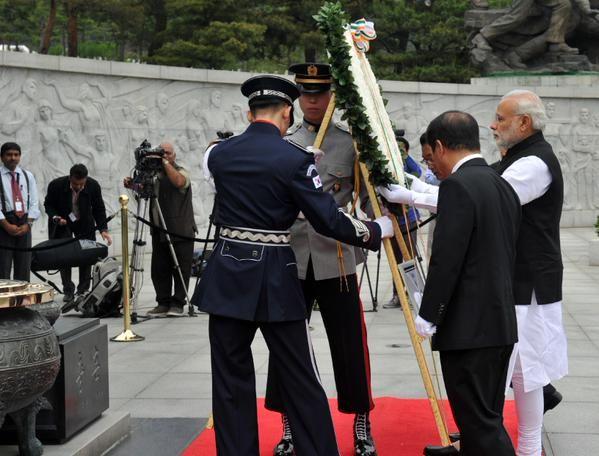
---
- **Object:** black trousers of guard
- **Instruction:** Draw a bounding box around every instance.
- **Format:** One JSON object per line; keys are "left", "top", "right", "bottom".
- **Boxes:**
{"left": 209, "top": 314, "right": 339, "bottom": 456}
{"left": 265, "top": 259, "right": 373, "bottom": 414}
{"left": 440, "top": 345, "right": 516, "bottom": 456}
{"left": 151, "top": 234, "right": 193, "bottom": 309}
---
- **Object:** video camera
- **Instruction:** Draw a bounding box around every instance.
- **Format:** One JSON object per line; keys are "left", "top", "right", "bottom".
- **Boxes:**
{"left": 132, "top": 140, "right": 165, "bottom": 198}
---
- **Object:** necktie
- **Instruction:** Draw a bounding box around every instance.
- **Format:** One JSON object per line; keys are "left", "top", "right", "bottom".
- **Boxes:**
{"left": 10, "top": 172, "right": 24, "bottom": 217}
{"left": 72, "top": 190, "right": 80, "bottom": 220}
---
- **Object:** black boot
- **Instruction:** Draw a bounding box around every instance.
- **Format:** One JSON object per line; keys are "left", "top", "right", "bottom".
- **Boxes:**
{"left": 273, "top": 414, "right": 295, "bottom": 456}
{"left": 354, "top": 413, "right": 377, "bottom": 456}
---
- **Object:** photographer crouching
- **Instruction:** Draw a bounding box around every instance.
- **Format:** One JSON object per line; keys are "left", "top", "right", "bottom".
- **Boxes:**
{"left": 124, "top": 142, "right": 196, "bottom": 317}
{"left": 44, "top": 164, "right": 112, "bottom": 305}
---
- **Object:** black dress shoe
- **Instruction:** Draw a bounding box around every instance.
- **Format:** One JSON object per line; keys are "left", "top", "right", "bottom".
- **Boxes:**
{"left": 354, "top": 413, "right": 377, "bottom": 455}
{"left": 543, "top": 386, "right": 563, "bottom": 414}
{"left": 423, "top": 445, "right": 459, "bottom": 455}
{"left": 273, "top": 437, "right": 295, "bottom": 456}
{"left": 448, "top": 432, "right": 460, "bottom": 443}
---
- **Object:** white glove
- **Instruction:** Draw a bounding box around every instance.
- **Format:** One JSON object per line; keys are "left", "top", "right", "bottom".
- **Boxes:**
{"left": 405, "top": 174, "right": 435, "bottom": 194}
{"left": 374, "top": 215, "right": 394, "bottom": 239}
{"left": 306, "top": 146, "right": 325, "bottom": 165}
{"left": 377, "top": 184, "right": 415, "bottom": 205}
{"left": 415, "top": 315, "right": 437, "bottom": 338}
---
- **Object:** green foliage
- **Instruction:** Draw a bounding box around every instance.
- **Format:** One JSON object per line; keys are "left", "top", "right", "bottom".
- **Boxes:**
{"left": 149, "top": 21, "right": 266, "bottom": 69}
{"left": 369, "top": 0, "right": 479, "bottom": 83}
{"left": 595, "top": 215, "right": 599, "bottom": 237}
{"left": 315, "top": 1, "right": 395, "bottom": 188}
{"left": 0, "top": 0, "right": 482, "bottom": 83}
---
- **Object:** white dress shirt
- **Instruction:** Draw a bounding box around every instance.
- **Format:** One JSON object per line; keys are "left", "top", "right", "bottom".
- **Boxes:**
{"left": 0, "top": 165, "right": 40, "bottom": 221}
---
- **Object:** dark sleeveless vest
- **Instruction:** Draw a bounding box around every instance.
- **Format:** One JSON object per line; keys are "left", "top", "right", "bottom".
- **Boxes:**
{"left": 495, "top": 131, "right": 563, "bottom": 304}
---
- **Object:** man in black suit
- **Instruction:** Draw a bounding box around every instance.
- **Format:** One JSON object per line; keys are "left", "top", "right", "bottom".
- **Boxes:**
{"left": 380, "top": 111, "right": 521, "bottom": 456}
{"left": 45, "top": 164, "right": 112, "bottom": 304}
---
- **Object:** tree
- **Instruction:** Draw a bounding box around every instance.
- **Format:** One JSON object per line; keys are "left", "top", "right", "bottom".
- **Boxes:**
{"left": 369, "top": 0, "right": 479, "bottom": 83}
{"left": 40, "top": 0, "right": 57, "bottom": 53}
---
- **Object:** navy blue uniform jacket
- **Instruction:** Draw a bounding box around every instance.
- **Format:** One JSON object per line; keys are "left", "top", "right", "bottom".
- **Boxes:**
{"left": 193, "top": 121, "right": 381, "bottom": 322}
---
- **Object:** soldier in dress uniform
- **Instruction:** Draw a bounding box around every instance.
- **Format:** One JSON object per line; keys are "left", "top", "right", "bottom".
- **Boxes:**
{"left": 264, "top": 63, "right": 378, "bottom": 456}
{"left": 191, "top": 74, "right": 393, "bottom": 456}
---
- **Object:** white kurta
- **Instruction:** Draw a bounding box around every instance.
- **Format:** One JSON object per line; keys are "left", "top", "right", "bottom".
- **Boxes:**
{"left": 405, "top": 154, "right": 569, "bottom": 392}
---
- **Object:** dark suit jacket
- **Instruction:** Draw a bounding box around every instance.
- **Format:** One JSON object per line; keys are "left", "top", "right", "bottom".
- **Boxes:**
{"left": 419, "top": 157, "right": 521, "bottom": 351}
{"left": 192, "top": 121, "right": 381, "bottom": 322}
{"left": 44, "top": 176, "right": 108, "bottom": 239}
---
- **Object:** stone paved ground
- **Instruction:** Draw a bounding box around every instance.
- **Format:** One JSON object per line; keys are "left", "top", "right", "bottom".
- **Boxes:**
{"left": 88, "top": 227, "right": 599, "bottom": 455}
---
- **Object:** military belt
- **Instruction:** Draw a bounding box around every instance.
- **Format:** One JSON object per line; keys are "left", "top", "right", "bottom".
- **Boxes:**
{"left": 219, "top": 226, "right": 290, "bottom": 246}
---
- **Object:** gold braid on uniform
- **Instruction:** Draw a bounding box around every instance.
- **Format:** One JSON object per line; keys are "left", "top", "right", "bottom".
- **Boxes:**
{"left": 336, "top": 156, "right": 363, "bottom": 292}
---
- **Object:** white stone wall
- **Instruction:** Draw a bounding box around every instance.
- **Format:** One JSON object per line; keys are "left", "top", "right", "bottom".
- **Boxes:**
{"left": 0, "top": 52, "right": 597, "bottom": 243}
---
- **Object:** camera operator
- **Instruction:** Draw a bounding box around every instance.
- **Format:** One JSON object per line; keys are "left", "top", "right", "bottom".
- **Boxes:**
{"left": 44, "top": 164, "right": 112, "bottom": 304}
{"left": 124, "top": 141, "right": 196, "bottom": 317}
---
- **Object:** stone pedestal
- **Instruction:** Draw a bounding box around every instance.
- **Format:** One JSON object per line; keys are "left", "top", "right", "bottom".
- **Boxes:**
{"left": 0, "top": 318, "right": 109, "bottom": 443}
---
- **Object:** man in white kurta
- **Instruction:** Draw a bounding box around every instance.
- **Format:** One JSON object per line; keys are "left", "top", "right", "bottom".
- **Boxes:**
{"left": 380, "top": 90, "right": 567, "bottom": 456}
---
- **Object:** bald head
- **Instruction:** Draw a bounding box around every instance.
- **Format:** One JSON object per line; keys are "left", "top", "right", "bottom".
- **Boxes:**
{"left": 160, "top": 141, "right": 176, "bottom": 163}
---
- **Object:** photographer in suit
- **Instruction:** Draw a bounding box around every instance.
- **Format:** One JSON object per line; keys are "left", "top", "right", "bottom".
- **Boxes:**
{"left": 45, "top": 164, "right": 112, "bottom": 304}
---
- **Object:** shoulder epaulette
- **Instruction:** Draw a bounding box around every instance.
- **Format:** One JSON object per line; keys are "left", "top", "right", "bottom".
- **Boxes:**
{"left": 284, "top": 137, "right": 311, "bottom": 154}
{"left": 335, "top": 121, "right": 351, "bottom": 133}
{"left": 286, "top": 123, "right": 302, "bottom": 136}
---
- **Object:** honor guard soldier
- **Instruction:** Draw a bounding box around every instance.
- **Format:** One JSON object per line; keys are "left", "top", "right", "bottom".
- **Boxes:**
{"left": 264, "top": 63, "right": 378, "bottom": 456}
{"left": 191, "top": 74, "right": 393, "bottom": 456}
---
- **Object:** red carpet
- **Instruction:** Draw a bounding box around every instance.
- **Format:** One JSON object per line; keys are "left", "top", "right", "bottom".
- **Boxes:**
{"left": 183, "top": 397, "right": 518, "bottom": 455}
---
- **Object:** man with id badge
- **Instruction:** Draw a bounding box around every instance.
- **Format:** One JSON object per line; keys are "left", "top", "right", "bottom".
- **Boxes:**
{"left": 45, "top": 163, "right": 112, "bottom": 305}
{"left": 0, "top": 142, "right": 40, "bottom": 281}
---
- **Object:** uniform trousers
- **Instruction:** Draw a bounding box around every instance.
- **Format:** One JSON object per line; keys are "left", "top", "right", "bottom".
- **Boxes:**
{"left": 440, "top": 345, "right": 516, "bottom": 456}
{"left": 265, "top": 259, "right": 373, "bottom": 414}
{"left": 151, "top": 234, "right": 193, "bottom": 309}
{"left": 209, "top": 314, "right": 339, "bottom": 456}
{"left": 0, "top": 226, "right": 31, "bottom": 281}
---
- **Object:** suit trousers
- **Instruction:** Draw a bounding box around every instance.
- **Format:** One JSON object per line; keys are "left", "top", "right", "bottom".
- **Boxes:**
{"left": 151, "top": 234, "right": 193, "bottom": 308}
{"left": 265, "top": 260, "right": 373, "bottom": 414}
{"left": 209, "top": 314, "right": 339, "bottom": 456}
{"left": 0, "top": 227, "right": 31, "bottom": 281}
{"left": 55, "top": 231, "right": 95, "bottom": 295}
{"left": 440, "top": 345, "right": 516, "bottom": 456}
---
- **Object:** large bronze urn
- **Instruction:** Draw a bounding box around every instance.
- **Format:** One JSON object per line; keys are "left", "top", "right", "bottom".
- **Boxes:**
{"left": 0, "top": 280, "right": 60, "bottom": 456}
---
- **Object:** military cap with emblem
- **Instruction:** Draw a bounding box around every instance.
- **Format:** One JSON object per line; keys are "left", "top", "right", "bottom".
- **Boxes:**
{"left": 288, "top": 63, "right": 333, "bottom": 94}
{"left": 241, "top": 75, "right": 300, "bottom": 108}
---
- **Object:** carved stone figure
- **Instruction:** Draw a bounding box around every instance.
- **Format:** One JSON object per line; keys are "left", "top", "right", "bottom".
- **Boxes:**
{"left": 467, "top": 0, "right": 599, "bottom": 73}
{"left": 49, "top": 81, "right": 111, "bottom": 137}
{"left": 186, "top": 99, "right": 208, "bottom": 152}
{"left": 570, "top": 107, "right": 596, "bottom": 209}
{"left": 129, "top": 105, "right": 151, "bottom": 149}
{"left": 544, "top": 102, "right": 575, "bottom": 209}
{"left": 1, "top": 78, "right": 39, "bottom": 160}
{"left": 151, "top": 92, "right": 170, "bottom": 142}
{"left": 226, "top": 103, "right": 249, "bottom": 134}
{"left": 202, "top": 90, "right": 228, "bottom": 142}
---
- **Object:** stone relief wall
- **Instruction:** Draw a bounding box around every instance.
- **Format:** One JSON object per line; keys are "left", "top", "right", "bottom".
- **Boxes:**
{"left": 0, "top": 65, "right": 250, "bottom": 237}
{"left": 0, "top": 54, "right": 597, "bottom": 242}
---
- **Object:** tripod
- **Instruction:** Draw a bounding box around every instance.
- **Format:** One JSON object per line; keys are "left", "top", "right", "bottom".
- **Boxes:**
{"left": 129, "top": 181, "right": 196, "bottom": 322}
